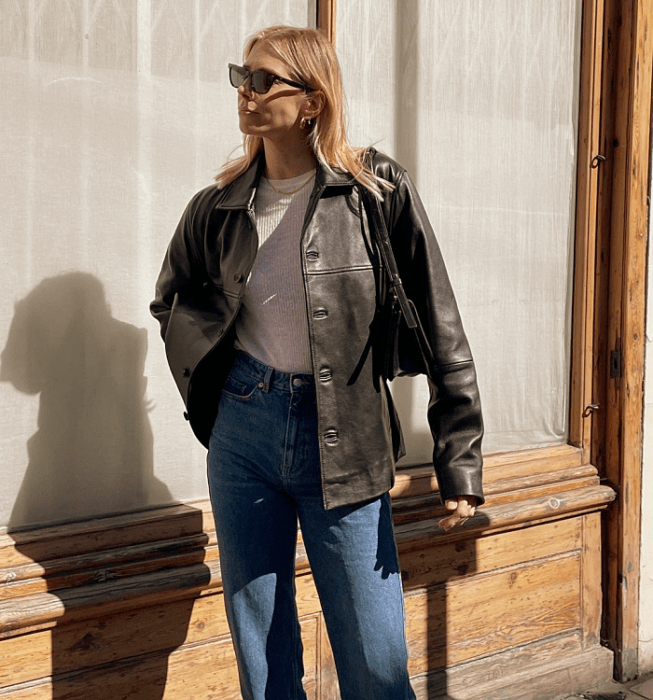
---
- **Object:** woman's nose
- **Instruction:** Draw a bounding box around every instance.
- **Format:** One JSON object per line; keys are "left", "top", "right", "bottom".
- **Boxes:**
{"left": 238, "top": 80, "right": 254, "bottom": 98}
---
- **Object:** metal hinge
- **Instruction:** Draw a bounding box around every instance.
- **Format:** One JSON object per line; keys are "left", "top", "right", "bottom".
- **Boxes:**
{"left": 610, "top": 350, "right": 622, "bottom": 378}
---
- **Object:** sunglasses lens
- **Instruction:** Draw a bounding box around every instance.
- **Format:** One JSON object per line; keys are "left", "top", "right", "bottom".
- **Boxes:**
{"left": 228, "top": 65, "right": 275, "bottom": 94}
{"left": 251, "top": 71, "right": 267, "bottom": 93}
{"left": 229, "top": 65, "right": 247, "bottom": 88}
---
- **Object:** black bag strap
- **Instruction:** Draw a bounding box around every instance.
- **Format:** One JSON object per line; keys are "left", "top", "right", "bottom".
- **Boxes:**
{"left": 358, "top": 185, "right": 418, "bottom": 330}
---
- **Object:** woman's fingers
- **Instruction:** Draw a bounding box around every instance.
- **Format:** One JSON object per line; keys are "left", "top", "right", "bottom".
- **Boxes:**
{"left": 439, "top": 496, "right": 477, "bottom": 531}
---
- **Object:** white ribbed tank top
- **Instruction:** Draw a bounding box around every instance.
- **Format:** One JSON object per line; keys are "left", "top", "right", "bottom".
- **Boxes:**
{"left": 233, "top": 170, "right": 315, "bottom": 374}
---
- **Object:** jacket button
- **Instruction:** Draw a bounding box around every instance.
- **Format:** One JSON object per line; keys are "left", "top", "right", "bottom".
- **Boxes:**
{"left": 313, "top": 308, "right": 328, "bottom": 319}
{"left": 183, "top": 411, "right": 190, "bottom": 421}
{"left": 182, "top": 367, "right": 190, "bottom": 378}
{"left": 324, "top": 430, "right": 339, "bottom": 446}
{"left": 233, "top": 273, "right": 243, "bottom": 282}
{"left": 306, "top": 250, "right": 319, "bottom": 260}
{"left": 319, "top": 369, "right": 332, "bottom": 382}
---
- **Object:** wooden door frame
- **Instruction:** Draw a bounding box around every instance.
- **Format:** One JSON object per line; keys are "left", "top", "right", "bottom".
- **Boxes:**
{"left": 592, "top": 0, "right": 652, "bottom": 681}
{"left": 317, "top": 0, "right": 653, "bottom": 681}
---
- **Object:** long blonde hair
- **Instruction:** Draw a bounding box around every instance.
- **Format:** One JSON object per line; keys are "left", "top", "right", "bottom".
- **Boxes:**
{"left": 216, "top": 26, "right": 391, "bottom": 197}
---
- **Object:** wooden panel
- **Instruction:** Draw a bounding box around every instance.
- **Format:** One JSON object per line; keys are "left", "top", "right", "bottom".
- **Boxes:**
{"left": 612, "top": 0, "right": 651, "bottom": 678}
{"left": 412, "top": 642, "right": 613, "bottom": 700}
{"left": 418, "top": 631, "right": 586, "bottom": 692}
{"left": 393, "top": 475, "right": 601, "bottom": 527}
{"left": 0, "top": 535, "right": 211, "bottom": 602}
{"left": 0, "top": 484, "right": 614, "bottom": 640}
{"left": 0, "top": 598, "right": 218, "bottom": 687}
{"left": 0, "top": 615, "right": 320, "bottom": 700}
{"left": 0, "top": 507, "right": 609, "bottom": 699}
{"left": 581, "top": 511, "right": 602, "bottom": 646}
{"left": 404, "top": 554, "right": 581, "bottom": 671}
{"left": 399, "top": 517, "right": 582, "bottom": 590}
{"left": 0, "top": 455, "right": 614, "bottom": 697}
{"left": 0, "top": 571, "right": 323, "bottom": 689}
{"left": 0, "top": 561, "right": 217, "bottom": 635}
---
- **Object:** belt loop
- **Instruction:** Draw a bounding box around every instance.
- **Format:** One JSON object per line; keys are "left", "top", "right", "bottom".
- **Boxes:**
{"left": 262, "top": 365, "right": 273, "bottom": 392}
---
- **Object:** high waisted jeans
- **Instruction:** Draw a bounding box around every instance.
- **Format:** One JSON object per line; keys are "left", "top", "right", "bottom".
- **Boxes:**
{"left": 208, "top": 351, "right": 416, "bottom": 700}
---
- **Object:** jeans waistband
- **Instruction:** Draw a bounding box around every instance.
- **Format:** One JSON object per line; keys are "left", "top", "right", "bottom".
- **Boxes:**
{"left": 231, "top": 351, "right": 314, "bottom": 393}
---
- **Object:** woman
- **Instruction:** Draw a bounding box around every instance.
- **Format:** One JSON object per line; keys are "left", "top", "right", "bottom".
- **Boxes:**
{"left": 151, "top": 25, "right": 483, "bottom": 700}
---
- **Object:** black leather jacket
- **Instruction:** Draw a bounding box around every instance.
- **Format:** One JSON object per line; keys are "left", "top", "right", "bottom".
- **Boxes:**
{"left": 151, "top": 151, "right": 484, "bottom": 509}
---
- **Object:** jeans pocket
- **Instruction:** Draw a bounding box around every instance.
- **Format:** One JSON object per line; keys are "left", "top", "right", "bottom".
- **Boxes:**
{"left": 221, "top": 369, "right": 262, "bottom": 401}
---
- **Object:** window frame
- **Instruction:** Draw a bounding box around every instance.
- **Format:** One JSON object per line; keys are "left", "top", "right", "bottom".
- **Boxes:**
{"left": 314, "top": 0, "right": 652, "bottom": 679}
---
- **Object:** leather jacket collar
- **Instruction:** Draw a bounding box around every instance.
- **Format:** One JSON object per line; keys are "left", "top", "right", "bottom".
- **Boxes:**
{"left": 215, "top": 152, "right": 354, "bottom": 211}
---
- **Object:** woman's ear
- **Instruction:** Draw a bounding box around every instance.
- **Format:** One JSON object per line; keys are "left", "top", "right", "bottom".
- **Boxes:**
{"left": 303, "top": 91, "right": 325, "bottom": 121}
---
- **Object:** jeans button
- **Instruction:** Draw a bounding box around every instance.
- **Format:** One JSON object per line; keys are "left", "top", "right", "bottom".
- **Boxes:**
{"left": 292, "top": 377, "right": 303, "bottom": 387}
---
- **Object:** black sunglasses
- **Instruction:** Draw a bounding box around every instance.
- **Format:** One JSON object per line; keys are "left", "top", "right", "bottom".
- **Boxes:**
{"left": 228, "top": 63, "right": 311, "bottom": 95}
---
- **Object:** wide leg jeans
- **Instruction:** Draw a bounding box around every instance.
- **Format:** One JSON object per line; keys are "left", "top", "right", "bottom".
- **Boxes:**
{"left": 208, "top": 351, "right": 416, "bottom": 700}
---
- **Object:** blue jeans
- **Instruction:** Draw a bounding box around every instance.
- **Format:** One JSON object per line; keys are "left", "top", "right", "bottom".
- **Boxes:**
{"left": 208, "top": 351, "right": 416, "bottom": 700}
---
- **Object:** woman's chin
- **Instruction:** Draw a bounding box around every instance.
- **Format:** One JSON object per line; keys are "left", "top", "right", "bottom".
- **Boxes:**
{"left": 238, "top": 116, "right": 260, "bottom": 136}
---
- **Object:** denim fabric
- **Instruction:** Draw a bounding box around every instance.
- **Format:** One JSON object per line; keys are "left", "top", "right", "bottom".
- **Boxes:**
{"left": 208, "top": 351, "right": 416, "bottom": 700}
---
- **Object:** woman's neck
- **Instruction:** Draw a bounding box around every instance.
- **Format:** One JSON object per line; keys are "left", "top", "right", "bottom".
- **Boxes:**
{"left": 263, "top": 139, "right": 317, "bottom": 180}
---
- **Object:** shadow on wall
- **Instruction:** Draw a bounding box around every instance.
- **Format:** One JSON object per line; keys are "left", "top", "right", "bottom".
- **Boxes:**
{"left": 1, "top": 272, "right": 172, "bottom": 530}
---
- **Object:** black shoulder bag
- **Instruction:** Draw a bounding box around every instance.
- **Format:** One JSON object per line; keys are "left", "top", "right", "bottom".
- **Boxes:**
{"left": 350, "top": 184, "right": 436, "bottom": 385}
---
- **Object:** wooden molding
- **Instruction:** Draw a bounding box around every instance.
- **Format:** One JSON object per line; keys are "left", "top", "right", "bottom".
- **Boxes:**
{"left": 569, "top": 0, "right": 605, "bottom": 457}
{"left": 0, "top": 467, "right": 615, "bottom": 638}
{"left": 316, "top": 0, "right": 336, "bottom": 42}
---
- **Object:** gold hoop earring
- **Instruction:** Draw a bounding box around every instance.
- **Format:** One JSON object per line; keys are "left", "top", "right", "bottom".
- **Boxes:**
{"left": 300, "top": 117, "right": 306, "bottom": 129}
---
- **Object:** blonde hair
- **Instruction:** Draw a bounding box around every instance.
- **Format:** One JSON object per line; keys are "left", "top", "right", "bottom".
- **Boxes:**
{"left": 216, "top": 26, "right": 391, "bottom": 197}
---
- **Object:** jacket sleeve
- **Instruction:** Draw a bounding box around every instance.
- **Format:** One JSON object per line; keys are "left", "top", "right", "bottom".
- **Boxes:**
{"left": 385, "top": 167, "right": 485, "bottom": 506}
{"left": 150, "top": 189, "right": 209, "bottom": 340}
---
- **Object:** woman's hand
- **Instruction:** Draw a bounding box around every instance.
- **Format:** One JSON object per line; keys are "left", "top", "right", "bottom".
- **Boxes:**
{"left": 439, "top": 496, "right": 478, "bottom": 532}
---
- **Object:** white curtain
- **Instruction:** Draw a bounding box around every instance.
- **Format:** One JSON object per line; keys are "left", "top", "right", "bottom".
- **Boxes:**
{"left": 0, "top": 0, "right": 581, "bottom": 529}
{"left": 337, "top": 0, "right": 582, "bottom": 461}
{"left": 0, "top": 0, "right": 314, "bottom": 529}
